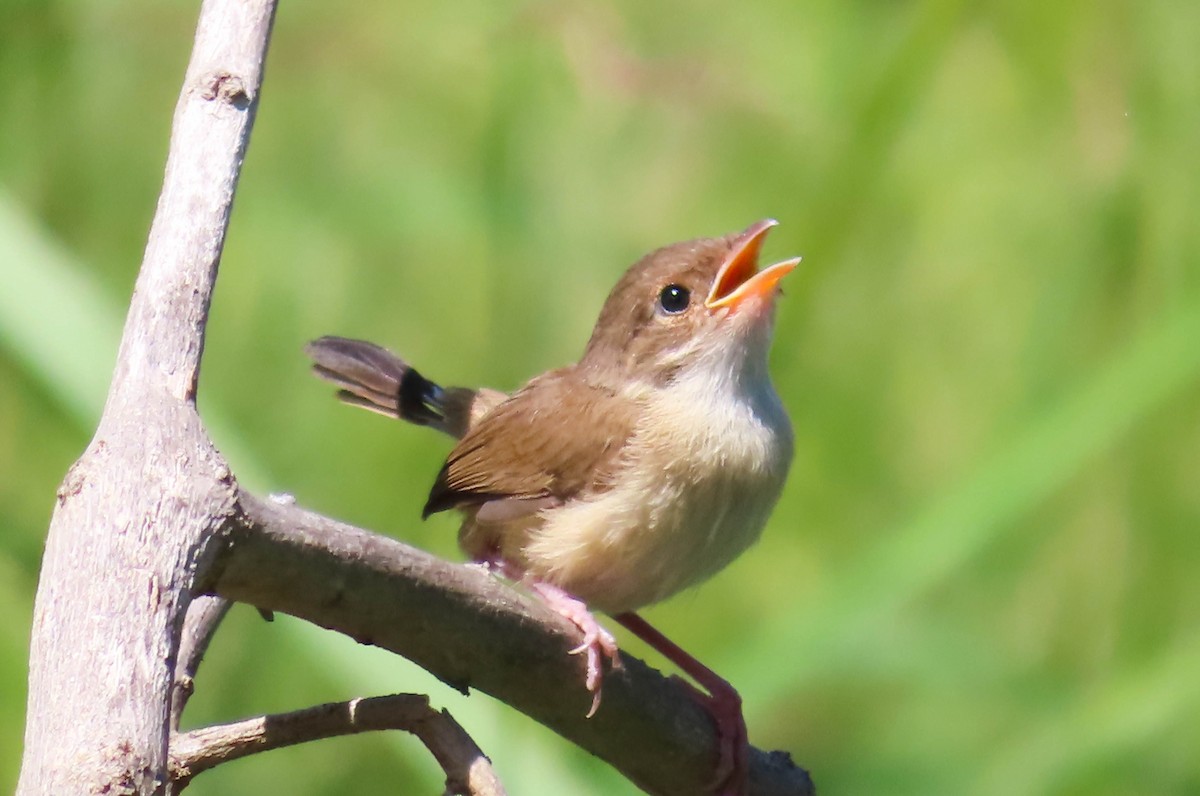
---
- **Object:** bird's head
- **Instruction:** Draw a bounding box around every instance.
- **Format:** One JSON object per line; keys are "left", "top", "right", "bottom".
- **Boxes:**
{"left": 580, "top": 220, "right": 799, "bottom": 389}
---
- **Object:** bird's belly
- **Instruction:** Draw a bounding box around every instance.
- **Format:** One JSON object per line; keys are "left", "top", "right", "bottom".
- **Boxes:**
{"left": 520, "top": 387, "right": 792, "bottom": 614}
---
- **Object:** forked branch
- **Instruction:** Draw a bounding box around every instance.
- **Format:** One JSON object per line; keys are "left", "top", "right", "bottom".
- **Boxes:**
{"left": 171, "top": 694, "right": 506, "bottom": 796}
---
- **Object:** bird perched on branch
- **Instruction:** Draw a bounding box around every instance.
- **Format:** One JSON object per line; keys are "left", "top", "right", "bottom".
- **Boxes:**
{"left": 306, "top": 219, "right": 798, "bottom": 795}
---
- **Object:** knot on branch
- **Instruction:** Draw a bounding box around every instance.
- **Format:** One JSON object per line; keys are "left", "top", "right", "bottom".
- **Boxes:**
{"left": 198, "top": 72, "right": 252, "bottom": 109}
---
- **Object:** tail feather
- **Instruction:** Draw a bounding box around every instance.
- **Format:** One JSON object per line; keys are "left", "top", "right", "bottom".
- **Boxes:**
{"left": 305, "top": 336, "right": 442, "bottom": 426}
{"left": 305, "top": 335, "right": 508, "bottom": 438}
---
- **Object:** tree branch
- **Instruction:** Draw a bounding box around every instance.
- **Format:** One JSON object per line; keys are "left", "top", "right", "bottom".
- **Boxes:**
{"left": 171, "top": 694, "right": 506, "bottom": 796}
{"left": 171, "top": 596, "right": 232, "bottom": 731}
{"left": 204, "top": 491, "right": 814, "bottom": 796}
{"left": 18, "top": 1, "right": 276, "bottom": 793}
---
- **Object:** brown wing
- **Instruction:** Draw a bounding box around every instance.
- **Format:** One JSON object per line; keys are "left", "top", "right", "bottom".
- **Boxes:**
{"left": 422, "top": 368, "right": 637, "bottom": 517}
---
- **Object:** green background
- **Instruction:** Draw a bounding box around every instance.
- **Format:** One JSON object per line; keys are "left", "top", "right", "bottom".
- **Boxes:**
{"left": 2, "top": 0, "right": 1199, "bottom": 793}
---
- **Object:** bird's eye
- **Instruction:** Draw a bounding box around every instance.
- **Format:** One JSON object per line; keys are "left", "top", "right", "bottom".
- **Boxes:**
{"left": 657, "top": 284, "right": 690, "bottom": 314}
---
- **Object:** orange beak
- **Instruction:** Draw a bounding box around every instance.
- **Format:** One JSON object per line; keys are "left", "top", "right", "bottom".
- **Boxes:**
{"left": 705, "top": 219, "right": 800, "bottom": 310}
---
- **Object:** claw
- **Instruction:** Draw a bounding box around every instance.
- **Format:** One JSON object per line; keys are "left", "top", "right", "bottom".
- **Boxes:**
{"left": 682, "top": 678, "right": 746, "bottom": 794}
{"left": 529, "top": 580, "right": 621, "bottom": 717}
{"left": 568, "top": 623, "right": 621, "bottom": 716}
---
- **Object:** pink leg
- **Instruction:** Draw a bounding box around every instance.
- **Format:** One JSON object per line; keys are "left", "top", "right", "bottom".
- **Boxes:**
{"left": 527, "top": 581, "right": 621, "bottom": 718}
{"left": 615, "top": 612, "right": 747, "bottom": 796}
{"left": 473, "top": 555, "right": 622, "bottom": 716}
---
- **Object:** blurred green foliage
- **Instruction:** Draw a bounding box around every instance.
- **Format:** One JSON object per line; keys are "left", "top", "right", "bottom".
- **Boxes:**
{"left": 2, "top": 0, "right": 1199, "bottom": 793}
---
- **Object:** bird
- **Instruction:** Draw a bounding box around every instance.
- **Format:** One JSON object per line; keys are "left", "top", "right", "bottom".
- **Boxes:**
{"left": 305, "top": 219, "right": 798, "bottom": 794}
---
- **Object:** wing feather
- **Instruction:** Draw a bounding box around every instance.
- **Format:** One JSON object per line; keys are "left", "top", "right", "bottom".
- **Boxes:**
{"left": 422, "top": 369, "right": 636, "bottom": 517}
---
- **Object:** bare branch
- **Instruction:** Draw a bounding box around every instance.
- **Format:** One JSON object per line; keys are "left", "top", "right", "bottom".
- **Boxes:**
{"left": 171, "top": 596, "right": 232, "bottom": 730}
{"left": 171, "top": 694, "right": 505, "bottom": 796}
{"left": 205, "top": 491, "right": 814, "bottom": 796}
{"left": 18, "top": 1, "right": 276, "bottom": 793}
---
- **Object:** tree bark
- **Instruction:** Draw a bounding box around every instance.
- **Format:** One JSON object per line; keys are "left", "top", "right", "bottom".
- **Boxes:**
{"left": 170, "top": 693, "right": 507, "bottom": 796}
{"left": 17, "top": 0, "right": 276, "bottom": 792}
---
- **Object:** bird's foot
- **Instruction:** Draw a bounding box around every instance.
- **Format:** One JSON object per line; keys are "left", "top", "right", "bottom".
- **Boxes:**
{"left": 529, "top": 581, "right": 622, "bottom": 717}
{"left": 613, "top": 613, "right": 748, "bottom": 796}
{"left": 671, "top": 675, "right": 748, "bottom": 795}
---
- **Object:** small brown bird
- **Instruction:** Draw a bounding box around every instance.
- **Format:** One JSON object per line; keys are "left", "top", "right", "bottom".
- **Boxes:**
{"left": 306, "top": 220, "right": 798, "bottom": 794}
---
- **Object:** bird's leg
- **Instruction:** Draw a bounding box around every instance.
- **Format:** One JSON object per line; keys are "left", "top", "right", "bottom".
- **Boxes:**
{"left": 528, "top": 580, "right": 621, "bottom": 718}
{"left": 474, "top": 554, "right": 621, "bottom": 717}
{"left": 614, "top": 612, "right": 747, "bottom": 796}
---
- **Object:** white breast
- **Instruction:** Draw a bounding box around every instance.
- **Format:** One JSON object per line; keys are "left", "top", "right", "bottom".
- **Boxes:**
{"left": 521, "top": 340, "right": 793, "bottom": 614}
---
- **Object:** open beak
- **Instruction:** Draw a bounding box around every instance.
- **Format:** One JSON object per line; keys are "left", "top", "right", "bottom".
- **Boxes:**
{"left": 705, "top": 218, "right": 800, "bottom": 311}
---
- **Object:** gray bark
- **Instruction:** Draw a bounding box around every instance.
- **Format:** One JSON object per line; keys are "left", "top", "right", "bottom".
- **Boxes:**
{"left": 17, "top": 0, "right": 276, "bottom": 792}
{"left": 170, "top": 693, "right": 507, "bottom": 795}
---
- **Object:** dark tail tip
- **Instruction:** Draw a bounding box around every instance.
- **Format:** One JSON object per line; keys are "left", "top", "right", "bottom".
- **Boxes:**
{"left": 305, "top": 336, "right": 445, "bottom": 426}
